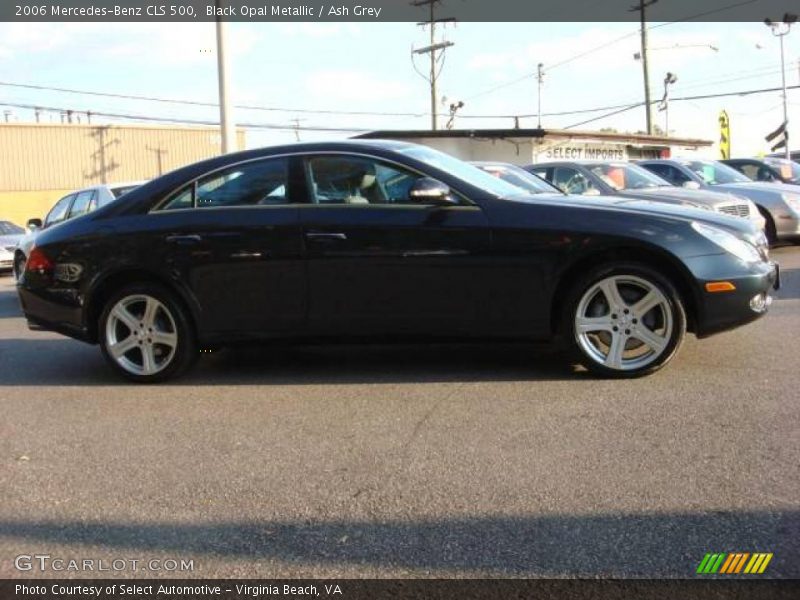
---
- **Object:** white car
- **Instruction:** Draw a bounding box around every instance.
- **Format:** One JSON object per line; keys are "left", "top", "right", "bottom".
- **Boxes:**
{"left": 14, "top": 181, "right": 144, "bottom": 279}
{"left": 1, "top": 220, "right": 26, "bottom": 273}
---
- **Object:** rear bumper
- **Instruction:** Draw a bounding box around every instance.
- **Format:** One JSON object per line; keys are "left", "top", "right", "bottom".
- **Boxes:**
{"left": 17, "top": 282, "right": 93, "bottom": 343}
{"left": 685, "top": 256, "right": 779, "bottom": 338}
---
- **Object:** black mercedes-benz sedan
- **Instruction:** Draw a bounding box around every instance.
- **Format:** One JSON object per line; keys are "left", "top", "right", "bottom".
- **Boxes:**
{"left": 17, "top": 140, "right": 779, "bottom": 382}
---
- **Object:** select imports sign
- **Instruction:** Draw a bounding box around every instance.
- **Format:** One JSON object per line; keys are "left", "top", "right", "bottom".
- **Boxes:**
{"left": 538, "top": 143, "right": 628, "bottom": 161}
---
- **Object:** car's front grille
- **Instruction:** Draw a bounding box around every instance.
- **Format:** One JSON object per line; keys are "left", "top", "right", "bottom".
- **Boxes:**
{"left": 717, "top": 203, "right": 750, "bottom": 218}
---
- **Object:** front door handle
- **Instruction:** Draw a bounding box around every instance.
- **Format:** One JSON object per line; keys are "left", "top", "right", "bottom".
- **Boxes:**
{"left": 230, "top": 251, "right": 263, "bottom": 259}
{"left": 165, "top": 234, "right": 202, "bottom": 245}
{"left": 305, "top": 232, "right": 347, "bottom": 241}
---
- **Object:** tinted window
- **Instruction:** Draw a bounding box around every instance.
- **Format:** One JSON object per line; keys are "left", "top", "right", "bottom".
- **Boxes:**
{"left": 110, "top": 185, "right": 139, "bottom": 199}
{"left": 306, "top": 156, "right": 449, "bottom": 205}
{"left": 552, "top": 167, "right": 597, "bottom": 194}
{"left": 642, "top": 164, "right": 688, "bottom": 185}
{"left": 682, "top": 160, "right": 751, "bottom": 184}
{"left": 69, "top": 190, "right": 96, "bottom": 218}
{"left": 158, "top": 158, "right": 290, "bottom": 211}
{"left": 476, "top": 164, "right": 558, "bottom": 194}
{"left": 586, "top": 163, "right": 668, "bottom": 190}
{"left": 45, "top": 194, "right": 74, "bottom": 226}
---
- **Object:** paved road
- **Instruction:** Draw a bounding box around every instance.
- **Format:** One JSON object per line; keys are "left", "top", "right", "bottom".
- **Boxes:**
{"left": 1, "top": 248, "right": 798, "bottom": 578}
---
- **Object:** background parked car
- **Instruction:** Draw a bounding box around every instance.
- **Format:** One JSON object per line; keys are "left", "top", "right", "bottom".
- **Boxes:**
{"left": 14, "top": 181, "right": 144, "bottom": 279}
{"left": 638, "top": 158, "right": 800, "bottom": 244}
{"left": 0, "top": 220, "right": 26, "bottom": 274}
{"left": 471, "top": 161, "right": 565, "bottom": 195}
{"left": 722, "top": 157, "right": 800, "bottom": 186}
{"left": 526, "top": 160, "right": 765, "bottom": 232}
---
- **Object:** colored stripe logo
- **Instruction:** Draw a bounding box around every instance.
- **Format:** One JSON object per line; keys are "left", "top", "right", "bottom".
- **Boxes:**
{"left": 696, "top": 552, "right": 773, "bottom": 574}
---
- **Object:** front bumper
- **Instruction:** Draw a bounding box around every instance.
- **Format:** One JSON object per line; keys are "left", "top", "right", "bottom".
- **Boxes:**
{"left": 684, "top": 255, "right": 779, "bottom": 338}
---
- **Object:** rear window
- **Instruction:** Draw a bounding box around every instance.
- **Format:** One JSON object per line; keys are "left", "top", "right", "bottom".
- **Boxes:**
{"left": 110, "top": 185, "right": 139, "bottom": 199}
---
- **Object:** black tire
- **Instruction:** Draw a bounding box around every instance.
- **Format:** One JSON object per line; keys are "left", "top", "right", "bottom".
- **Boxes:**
{"left": 98, "top": 282, "right": 197, "bottom": 383}
{"left": 757, "top": 206, "right": 777, "bottom": 245}
{"left": 562, "top": 262, "right": 686, "bottom": 378}
{"left": 13, "top": 252, "right": 26, "bottom": 281}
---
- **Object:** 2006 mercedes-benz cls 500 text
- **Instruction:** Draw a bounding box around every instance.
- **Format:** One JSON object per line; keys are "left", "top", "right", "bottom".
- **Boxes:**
{"left": 17, "top": 141, "right": 780, "bottom": 382}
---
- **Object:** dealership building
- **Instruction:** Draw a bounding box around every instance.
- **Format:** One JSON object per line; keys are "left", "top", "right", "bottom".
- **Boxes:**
{"left": 0, "top": 123, "right": 245, "bottom": 226}
{"left": 355, "top": 127, "right": 713, "bottom": 165}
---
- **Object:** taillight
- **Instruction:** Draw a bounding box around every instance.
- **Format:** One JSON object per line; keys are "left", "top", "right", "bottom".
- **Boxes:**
{"left": 26, "top": 247, "right": 54, "bottom": 274}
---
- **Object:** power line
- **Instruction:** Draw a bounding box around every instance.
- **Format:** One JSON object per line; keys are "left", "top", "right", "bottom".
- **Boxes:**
{"left": 0, "top": 101, "right": 373, "bottom": 133}
{"left": 463, "top": 0, "right": 761, "bottom": 102}
{"left": 0, "top": 81, "right": 428, "bottom": 118}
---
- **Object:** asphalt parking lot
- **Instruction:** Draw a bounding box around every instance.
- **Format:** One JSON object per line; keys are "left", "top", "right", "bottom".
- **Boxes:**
{"left": 0, "top": 247, "right": 798, "bottom": 579}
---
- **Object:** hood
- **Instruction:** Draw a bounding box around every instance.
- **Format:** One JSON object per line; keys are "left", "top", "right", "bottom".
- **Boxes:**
{"left": 711, "top": 181, "right": 798, "bottom": 196}
{"left": 617, "top": 186, "right": 741, "bottom": 208}
{"left": 502, "top": 192, "right": 758, "bottom": 238}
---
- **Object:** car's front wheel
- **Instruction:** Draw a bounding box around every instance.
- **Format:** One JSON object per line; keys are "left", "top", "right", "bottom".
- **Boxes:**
{"left": 564, "top": 263, "right": 686, "bottom": 377}
{"left": 99, "top": 283, "right": 197, "bottom": 382}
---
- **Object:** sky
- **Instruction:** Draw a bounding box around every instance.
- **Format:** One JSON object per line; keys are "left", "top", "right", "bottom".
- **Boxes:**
{"left": 0, "top": 20, "right": 798, "bottom": 156}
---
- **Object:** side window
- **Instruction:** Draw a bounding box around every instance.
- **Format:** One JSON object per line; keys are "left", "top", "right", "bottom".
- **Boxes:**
{"left": 529, "top": 167, "right": 549, "bottom": 181}
{"left": 68, "top": 190, "right": 96, "bottom": 218}
{"left": 157, "top": 158, "right": 290, "bottom": 211}
{"left": 306, "top": 156, "right": 441, "bottom": 205}
{"left": 45, "top": 194, "right": 74, "bottom": 226}
{"left": 552, "top": 167, "right": 595, "bottom": 194}
{"left": 646, "top": 164, "right": 685, "bottom": 185}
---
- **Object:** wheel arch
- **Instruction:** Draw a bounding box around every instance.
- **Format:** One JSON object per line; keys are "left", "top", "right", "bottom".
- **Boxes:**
{"left": 85, "top": 268, "right": 199, "bottom": 343}
{"left": 550, "top": 244, "right": 700, "bottom": 337}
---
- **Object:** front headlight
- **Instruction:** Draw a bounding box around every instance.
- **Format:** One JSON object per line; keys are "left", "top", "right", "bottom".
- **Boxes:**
{"left": 691, "top": 222, "right": 762, "bottom": 263}
{"left": 782, "top": 193, "right": 800, "bottom": 214}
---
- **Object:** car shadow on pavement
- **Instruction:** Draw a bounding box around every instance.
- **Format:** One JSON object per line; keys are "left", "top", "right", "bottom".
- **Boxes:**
{"left": 0, "top": 283, "right": 21, "bottom": 319}
{"left": 0, "top": 338, "right": 583, "bottom": 386}
{"left": 0, "top": 510, "right": 797, "bottom": 577}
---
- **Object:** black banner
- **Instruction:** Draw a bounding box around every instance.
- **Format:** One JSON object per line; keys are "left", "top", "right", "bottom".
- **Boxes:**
{"left": 3, "top": 0, "right": 799, "bottom": 23}
{"left": 2, "top": 580, "right": 800, "bottom": 600}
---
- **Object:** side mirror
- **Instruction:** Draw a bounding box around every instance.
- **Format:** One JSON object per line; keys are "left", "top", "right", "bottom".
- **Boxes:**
{"left": 26, "top": 218, "right": 43, "bottom": 231}
{"left": 409, "top": 178, "right": 456, "bottom": 205}
{"left": 682, "top": 181, "right": 701, "bottom": 190}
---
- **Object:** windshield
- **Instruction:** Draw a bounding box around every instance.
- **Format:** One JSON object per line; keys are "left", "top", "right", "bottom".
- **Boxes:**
{"left": 475, "top": 164, "right": 560, "bottom": 194}
{"left": 681, "top": 160, "right": 751, "bottom": 184}
{"left": 586, "top": 162, "right": 669, "bottom": 191}
{"left": 764, "top": 158, "right": 800, "bottom": 182}
{"left": 396, "top": 146, "right": 525, "bottom": 197}
{"left": 0, "top": 221, "right": 24, "bottom": 235}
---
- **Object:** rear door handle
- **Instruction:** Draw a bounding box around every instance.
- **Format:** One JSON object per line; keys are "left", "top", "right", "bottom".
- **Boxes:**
{"left": 230, "top": 251, "right": 263, "bottom": 259}
{"left": 305, "top": 232, "right": 347, "bottom": 241}
{"left": 165, "top": 234, "right": 202, "bottom": 244}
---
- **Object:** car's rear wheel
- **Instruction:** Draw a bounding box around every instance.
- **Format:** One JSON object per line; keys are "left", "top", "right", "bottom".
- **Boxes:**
{"left": 14, "top": 252, "right": 26, "bottom": 281}
{"left": 99, "top": 283, "right": 196, "bottom": 382}
{"left": 564, "top": 263, "right": 686, "bottom": 377}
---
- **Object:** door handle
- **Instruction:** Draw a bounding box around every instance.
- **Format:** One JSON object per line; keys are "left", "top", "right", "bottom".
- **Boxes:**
{"left": 165, "top": 234, "right": 202, "bottom": 244}
{"left": 305, "top": 232, "right": 347, "bottom": 241}
{"left": 230, "top": 251, "right": 263, "bottom": 259}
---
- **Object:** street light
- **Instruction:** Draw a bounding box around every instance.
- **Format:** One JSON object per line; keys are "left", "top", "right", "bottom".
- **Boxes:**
{"left": 764, "top": 12, "right": 797, "bottom": 159}
{"left": 658, "top": 72, "right": 678, "bottom": 136}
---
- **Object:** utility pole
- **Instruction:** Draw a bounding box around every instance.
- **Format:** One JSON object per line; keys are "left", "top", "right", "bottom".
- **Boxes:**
{"left": 765, "top": 14, "right": 797, "bottom": 159}
{"left": 411, "top": 0, "right": 454, "bottom": 130}
{"left": 215, "top": 0, "right": 235, "bottom": 154}
{"left": 631, "top": 0, "right": 657, "bottom": 135}
{"left": 291, "top": 118, "right": 306, "bottom": 142}
{"left": 537, "top": 63, "right": 544, "bottom": 128}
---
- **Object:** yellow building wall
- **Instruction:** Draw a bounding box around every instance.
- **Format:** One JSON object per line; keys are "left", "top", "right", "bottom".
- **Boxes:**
{"left": 0, "top": 123, "right": 245, "bottom": 226}
{"left": 0, "top": 190, "right": 72, "bottom": 227}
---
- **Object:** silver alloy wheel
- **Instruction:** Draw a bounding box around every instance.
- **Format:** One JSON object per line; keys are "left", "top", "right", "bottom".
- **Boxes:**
{"left": 574, "top": 275, "right": 673, "bottom": 371}
{"left": 105, "top": 294, "right": 178, "bottom": 376}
